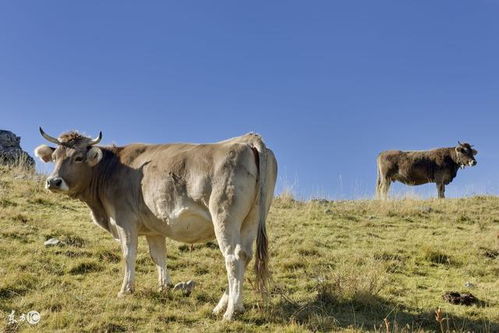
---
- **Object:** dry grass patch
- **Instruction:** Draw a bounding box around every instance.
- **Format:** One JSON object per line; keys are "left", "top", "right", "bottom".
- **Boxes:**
{"left": 0, "top": 166, "right": 498, "bottom": 332}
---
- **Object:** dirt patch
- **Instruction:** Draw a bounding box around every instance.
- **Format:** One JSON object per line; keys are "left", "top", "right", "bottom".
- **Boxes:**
{"left": 442, "top": 292, "right": 479, "bottom": 305}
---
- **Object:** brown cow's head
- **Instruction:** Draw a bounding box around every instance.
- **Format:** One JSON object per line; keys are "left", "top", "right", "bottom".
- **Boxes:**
{"left": 455, "top": 142, "right": 478, "bottom": 168}
{"left": 35, "top": 128, "right": 103, "bottom": 194}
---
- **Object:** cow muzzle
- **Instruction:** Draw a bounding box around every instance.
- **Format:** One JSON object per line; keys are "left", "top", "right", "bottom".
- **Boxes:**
{"left": 46, "top": 177, "right": 69, "bottom": 191}
{"left": 469, "top": 160, "right": 477, "bottom": 167}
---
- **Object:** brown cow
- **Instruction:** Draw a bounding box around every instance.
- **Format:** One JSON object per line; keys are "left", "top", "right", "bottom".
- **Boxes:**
{"left": 35, "top": 128, "right": 277, "bottom": 321}
{"left": 376, "top": 142, "right": 477, "bottom": 199}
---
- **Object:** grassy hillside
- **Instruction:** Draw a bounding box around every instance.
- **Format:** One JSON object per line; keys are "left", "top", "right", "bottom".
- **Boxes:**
{"left": 0, "top": 166, "right": 498, "bottom": 332}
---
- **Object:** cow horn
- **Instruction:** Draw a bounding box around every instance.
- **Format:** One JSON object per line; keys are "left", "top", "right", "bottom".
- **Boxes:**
{"left": 88, "top": 131, "right": 102, "bottom": 145}
{"left": 458, "top": 141, "right": 463, "bottom": 146}
{"left": 39, "top": 127, "right": 61, "bottom": 145}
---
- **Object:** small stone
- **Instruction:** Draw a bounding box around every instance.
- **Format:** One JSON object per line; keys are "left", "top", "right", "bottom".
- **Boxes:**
{"left": 324, "top": 209, "right": 333, "bottom": 214}
{"left": 464, "top": 281, "right": 476, "bottom": 288}
{"left": 44, "top": 238, "right": 61, "bottom": 247}
{"left": 173, "top": 280, "right": 196, "bottom": 296}
{"left": 173, "top": 282, "right": 185, "bottom": 291}
{"left": 185, "top": 280, "right": 196, "bottom": 289}
{"left": 184, "top": 280, "right": 196, "bottom": 295}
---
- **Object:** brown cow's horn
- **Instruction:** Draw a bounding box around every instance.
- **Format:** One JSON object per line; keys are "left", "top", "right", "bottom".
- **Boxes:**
{"left": 88, "top": 131, "right": 102, "bottom": 145}
{"left": 458, "top": 141, "right": 463, "bottom": 146}
{"left": 39, "top": 127, "right": 61, "bottom": 145}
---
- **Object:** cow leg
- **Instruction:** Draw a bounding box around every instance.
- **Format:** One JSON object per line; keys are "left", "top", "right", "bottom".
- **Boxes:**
{"left": 376, "top": 174, "right": 383, "bottom": 199}
{"left": 437, "top": 183, "right": 445, "bottom": 199}
{"left": 210, "top": 196, "right": 254, "bottom": 319}
{"left": 146, "top": 235, "right": 173, "bottom": 291}
{"left": 215, "top": 230, "right": 247, "bottom": 321}
{"left": 237, "top": 205, "right": 260, "bottom": 312}
{"left": 212, "top": 205, "right": 258, "bottom": 317}
{"left": 208, "top": 156, "right": 259, "bottom": 320}
{"left": 378, "top": 178, "right": 391, "bottom": 200}
{"left": 212, "top": 289, "right": 229, "bottom": 315}
{"left": 116, "top": 225, "right": 138, "bottom": 297}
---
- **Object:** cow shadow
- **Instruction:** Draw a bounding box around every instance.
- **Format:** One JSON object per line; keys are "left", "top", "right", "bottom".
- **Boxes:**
{"left": 248, "top": 291, "right": 498, "bottom": 332}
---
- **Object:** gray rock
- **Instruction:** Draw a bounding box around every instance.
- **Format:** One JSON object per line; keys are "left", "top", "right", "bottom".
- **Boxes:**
{"left": 173, "top": 282, "right": 184, "bottom": 290}
{"left": 173, "top": 280, "right": 196, "bottom": 296}
{"left": 0, "top": 130, "right": 35, "bottom": 169}
{"left": 44, "top": 238, "right": 62, "bottom": 247}
{"left": 464, "top": 281, "right": 476, "bottom": 288}
{"left": 185, "top": 280, "right": 196, "bottom": 290}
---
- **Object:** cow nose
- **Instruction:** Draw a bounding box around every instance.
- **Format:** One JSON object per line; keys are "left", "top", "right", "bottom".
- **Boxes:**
{"left": 46, "top": 177, "right": 63, "bottom": 188}
{"left": 472, "top": 160, "right": 477, "bottom": 166}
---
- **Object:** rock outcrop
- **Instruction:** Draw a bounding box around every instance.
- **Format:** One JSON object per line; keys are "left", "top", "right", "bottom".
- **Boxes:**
{"left": 0, "top": 130, "right": 35, "bottom": 169}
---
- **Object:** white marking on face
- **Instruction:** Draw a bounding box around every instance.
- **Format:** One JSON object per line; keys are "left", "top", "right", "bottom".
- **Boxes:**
{"left": 59, "top": 179, "right": 69, "bottom": 191}
{"left": 468, "top": 160, "right": 474, "bottom": 166}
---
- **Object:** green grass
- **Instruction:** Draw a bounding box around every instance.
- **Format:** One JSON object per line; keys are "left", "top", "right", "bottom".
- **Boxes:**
{"left": 0, "top": 166, "right": 498, "bottom": 332}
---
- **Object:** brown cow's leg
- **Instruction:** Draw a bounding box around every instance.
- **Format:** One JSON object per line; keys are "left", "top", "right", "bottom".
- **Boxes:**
{"left": 376, "top": 173, "right": 383, "bottom": 199}
{"left": 376, "top": 160, "right": 391, "bottom": 200}
{"left": 237, "top": 202, "right": 260, "bottom": 312}
{"left": 212, "top": 226, "right": 246, "bottom": 321}
{"left": 117, "top": 224, "right": 138, "bottom": 297}
{"left": 209, "top": 178, "right": 255, "bottom": 321}
{"left": 212, "top": 205, "right": 256, "bottom": 316}
{"left": 437, "top": 183, "right": 445, "bottom": 199}
{"left": 377, "top": 178, "right": 391, "bottom": 200}
{"left": 213, "top": 289, "right": 229, "bottom": 315}
{"left": 146, "top": 235, "right": 173, "bottom": 291}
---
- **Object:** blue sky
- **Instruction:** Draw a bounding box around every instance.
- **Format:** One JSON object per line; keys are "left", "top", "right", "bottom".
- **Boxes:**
{"left": 1, "top": 1, "right": 499, "bottom": 199}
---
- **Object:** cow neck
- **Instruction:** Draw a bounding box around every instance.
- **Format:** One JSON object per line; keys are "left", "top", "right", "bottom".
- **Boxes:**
{"left": 447, "top": 148, "right": 461, "bottom": 176}
{"left": 78, "top": 147, "right": 119, "bottom": 208}
{"left": 448, "top": 148, "right": 460, "bottom": 166}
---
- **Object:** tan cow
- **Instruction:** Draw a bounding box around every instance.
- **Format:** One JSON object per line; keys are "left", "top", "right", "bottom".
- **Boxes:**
{"left": 35, "top": 128, "right": 277, "bottom": 321}
{"left": 376, "top": 142, "right": 477, "bottom": 199}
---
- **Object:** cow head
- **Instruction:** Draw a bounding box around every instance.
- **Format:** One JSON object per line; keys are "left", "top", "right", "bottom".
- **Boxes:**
{"left": 455, "top": 142, "right": 478, "bottom": 168}
{"left": 35, "top": 128, "right": 103, "bottom": 194}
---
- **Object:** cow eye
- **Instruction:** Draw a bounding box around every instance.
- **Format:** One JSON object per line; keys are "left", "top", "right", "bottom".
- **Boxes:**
{"left": 74, "top": 156, "right": 84, "bottom": 163}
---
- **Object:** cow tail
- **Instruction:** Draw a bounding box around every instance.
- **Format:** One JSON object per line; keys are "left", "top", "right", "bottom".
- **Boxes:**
{"left": 251, "top": 135, "right": 271, "bottom": 299}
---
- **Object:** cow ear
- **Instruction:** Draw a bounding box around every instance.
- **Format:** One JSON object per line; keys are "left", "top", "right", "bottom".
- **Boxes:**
{"left": 87, "top": 147, "right": 103, "bottom": 167}
{"left": 472, "top": 149, "right": 478, "bottom": 156}
{"left": 34, "top": 145, "right": 55, "bottom": 163}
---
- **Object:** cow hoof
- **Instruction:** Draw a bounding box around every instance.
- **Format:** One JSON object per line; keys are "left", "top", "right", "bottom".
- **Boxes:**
{"left": 222, "top": 312, "right": 235, "bottom": 321}
{"left": 117, "top": 289, "right": 134, "bottom": 298}
{"left": 222, "top": 306, "right": 244, "bottom": 321}
{"left": 212, "top": 304, "right": 226, "bottom": 316}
